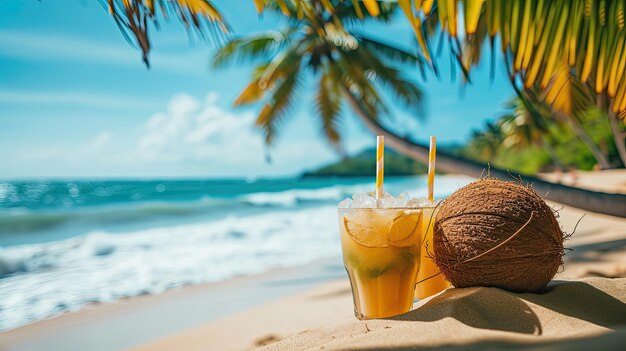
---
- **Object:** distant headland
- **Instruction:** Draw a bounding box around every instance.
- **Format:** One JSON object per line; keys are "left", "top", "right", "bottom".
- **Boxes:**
{"left": 302, "top": 147, "right": 435, "bottom": 178}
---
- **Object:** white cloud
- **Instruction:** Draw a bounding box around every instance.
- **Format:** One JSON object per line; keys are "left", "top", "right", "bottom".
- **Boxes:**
{"left": 135, "top": 92, "right": 365, "bottom": 177}
{"left": 138, "top": 92, "right": 266, "bottom": 164}
{"left": 0, "top": 90, "right": 159, "bottom": 110}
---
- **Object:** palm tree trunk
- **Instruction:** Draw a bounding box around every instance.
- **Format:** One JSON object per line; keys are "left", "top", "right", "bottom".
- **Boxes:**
{"left": 341, "top": 87, "right": 626, "bottom": 217}
{"left": 558, "top": 112, "right": 612, "bottom": 169}
{"left": 608, "top": 109, "right": 626, "bottom": 167}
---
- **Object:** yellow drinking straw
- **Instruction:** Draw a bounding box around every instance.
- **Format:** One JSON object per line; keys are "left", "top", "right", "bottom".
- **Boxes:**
{"left": 427, "top": 136, "right": 436, "bottom": 203}
{"left": 376, "top": 135, "right": 385, "bottom": 200}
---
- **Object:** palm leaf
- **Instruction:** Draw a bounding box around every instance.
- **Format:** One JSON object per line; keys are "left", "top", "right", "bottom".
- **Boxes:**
{"left": 316, "top": 70, "right": 342, "bottom": 146}
{"left": 350, "top": 47, "right": 424, "bottom": 115}
{"left": 354, "top": 34, "right": 426, "bottom": 68}
{"left": 212, "top": 31, "right": 290, "bottom": 68}
{"left": 362, "top": 0, "right": 381, "bottom": 17}
{"left": 255, "top": 65, "right": 301, "bottom": 145}
{"left": 332, "top": 1, "right": 397, "bottom": 23}
{"left": 543, "top": 62, "right": 592, "bottom": 116}
{"left": 464, "top": 0, "right": 484, "bottom": 35}
{"left": 393, "top": 0, "right": 626, "bottom": 116}
{"left": 234, "top": 78, "right": 265, "bottom": 106}
{"left": 110, "top": 0, "right": 228, "bottom": 66}
{"left": 332, "top": 50, "right": 389, "bottom": 118}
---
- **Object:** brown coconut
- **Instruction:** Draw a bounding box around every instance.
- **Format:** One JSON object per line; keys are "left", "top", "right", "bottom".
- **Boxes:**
{"left": 433, "top": 179, "right": 564, "bottom": 293}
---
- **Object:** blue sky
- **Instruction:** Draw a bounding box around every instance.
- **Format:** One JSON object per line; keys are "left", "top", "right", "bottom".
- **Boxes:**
{"left": 0, "top": 1, "right": 513, "bottom": 179}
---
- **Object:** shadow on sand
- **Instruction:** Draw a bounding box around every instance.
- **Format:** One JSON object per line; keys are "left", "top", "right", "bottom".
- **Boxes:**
{"left": 389, "top": 280, "right": 626, "bottom": 336}
{"left": 391, "top": 286, "right": 543, "bottom": 335}
{"left": 354, "top": 328, "right": 626, "bottom": 351}
{"left": 519, "top": 280, "right": 626, "bottom": 328}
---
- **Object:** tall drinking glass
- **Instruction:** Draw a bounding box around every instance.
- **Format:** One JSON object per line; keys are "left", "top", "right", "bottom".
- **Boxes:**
{"left": 414, "top": 205, "right": 451, "bottom": 299}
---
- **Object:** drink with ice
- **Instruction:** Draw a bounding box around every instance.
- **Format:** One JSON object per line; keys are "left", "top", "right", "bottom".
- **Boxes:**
{"left": 338, "top": 192, "right": 430, "bottom": 319}
{"left": 339, "top": 134, "right": 447, "bottom": 319}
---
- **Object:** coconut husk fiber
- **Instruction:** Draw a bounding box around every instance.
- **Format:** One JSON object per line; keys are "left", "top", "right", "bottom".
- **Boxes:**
{"left": 433, "top": 179, "right": 565, "bottom": 293}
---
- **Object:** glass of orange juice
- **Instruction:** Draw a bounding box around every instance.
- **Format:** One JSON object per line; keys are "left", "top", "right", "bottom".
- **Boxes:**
{"left": 339, "top": 207, "right": 423, "bottom": 319}
{"left": 414, "top": 205, "right": 451, "bottom": 299}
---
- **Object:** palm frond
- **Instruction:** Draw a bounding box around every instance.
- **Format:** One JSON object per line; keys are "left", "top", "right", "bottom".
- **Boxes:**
{"left": 396, "top": 0, "right": 626, "bottom": 116}
{"left": 332, "top": 1, "right": 398, "bottom": 22}
{"left": 254, "top": 61, "right": 302, "bottom": 145}
{"left": 234, "top": 78, "right": 265, "bottom": 106}
{"left": 333, "top": 54, "right": 389, "bottom": 118}
{"left": 315, "top": 70, "right": 342, "bottom": 147}
{"left": 354, "top": 34, "right": 426, "bottom": 68}
{"left": 543, "top": 62, "right": 593, "bottom": 116}
{"left": 108, "top": 0, "right": 228, "bottom": 66}
{"left": 350, "top": 47, "right": 424, "bottom": 116}
{"left": 213, "top": 30, "right": 290, "bottom": 68}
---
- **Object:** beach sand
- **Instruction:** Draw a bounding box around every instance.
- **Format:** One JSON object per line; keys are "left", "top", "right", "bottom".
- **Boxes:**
{"left": 1, "top": 171, "right": 625, "bottom": 351}
{"left": 260, "top": 277, "right": 626, "bottom": 350}
{"left": 126, "top": 197, "right": 626, "bottom": 351}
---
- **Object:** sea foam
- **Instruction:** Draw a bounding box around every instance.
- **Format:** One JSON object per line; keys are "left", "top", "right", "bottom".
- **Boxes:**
{"left": 0, "top": 206, "right": 340, "bottom": 331}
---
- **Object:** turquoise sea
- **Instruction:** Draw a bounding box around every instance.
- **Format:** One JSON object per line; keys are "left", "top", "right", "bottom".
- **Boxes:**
{"left": 0, "top": 175, "right": 472, "bottom": 331}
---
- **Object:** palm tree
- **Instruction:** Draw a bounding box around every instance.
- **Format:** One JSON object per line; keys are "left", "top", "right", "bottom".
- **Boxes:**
{"left": 497, "top": 97, "right": 565, "bottom": 170}
{"left": 214, "top": 1, "right": 625, "bottom": 217}
{"left": 404, "top": 0, "right": 625, "bottom": 168}
{"left": 108, "top": 0, "right": 228, "bottom": 66}
{"left": 465, "top": 122, "right": 504, "bottom": 160}
{"left": 212, "top": 1, "right": 425, "bottom": 148}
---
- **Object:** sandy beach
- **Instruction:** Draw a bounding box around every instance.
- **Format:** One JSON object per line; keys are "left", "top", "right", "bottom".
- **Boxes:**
{"left": 260, "top": 277, "right": 626, "bottom": 350}
{"left": 1, "top": 171, "right": 625, "bottom": 351}
{"left": 129, "top": 196, "right": 626, "bottom": 351}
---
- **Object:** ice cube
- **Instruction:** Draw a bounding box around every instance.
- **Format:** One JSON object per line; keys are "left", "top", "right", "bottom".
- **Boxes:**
{"left": 351, "top": 192, "right": 376, "bottom": 208}
{"left": 406, "top": 197, "right": 431, "bottom": 208}
{"left": 360, "top": 198, "right": 377, "bottom": 208}
{"left": 338, "top": 198, "right": 353, "bottom": 208}
{"left": 352, "top": 192, "right": 370, "bottom": 202}
{"left": 380, "top": 195, "right": 400, "bottom": 208}
{"left": 396, "top": 192, "right": 412, "bottom": 207}
{"left": 398, "top": 192, "right": 412, "bottom": 199}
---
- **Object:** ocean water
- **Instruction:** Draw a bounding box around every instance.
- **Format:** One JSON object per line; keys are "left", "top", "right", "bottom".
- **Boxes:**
{"left": 0, "top": 175, "right": 472, "bottom": 331}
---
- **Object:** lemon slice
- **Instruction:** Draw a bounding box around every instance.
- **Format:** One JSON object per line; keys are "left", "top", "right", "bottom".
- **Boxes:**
{"left": 388, "top": 212, "right": 422, "bottom": 247}
{"left": 343, "top": 211, "right": 390, "bottom": 248}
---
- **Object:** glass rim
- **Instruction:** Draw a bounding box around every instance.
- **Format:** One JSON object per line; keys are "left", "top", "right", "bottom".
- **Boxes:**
{"left": 338, "top": 198, "right": 442, "bottom": 210}
{"left": 337, "top": 205, "right": 437, "bottom": 210}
